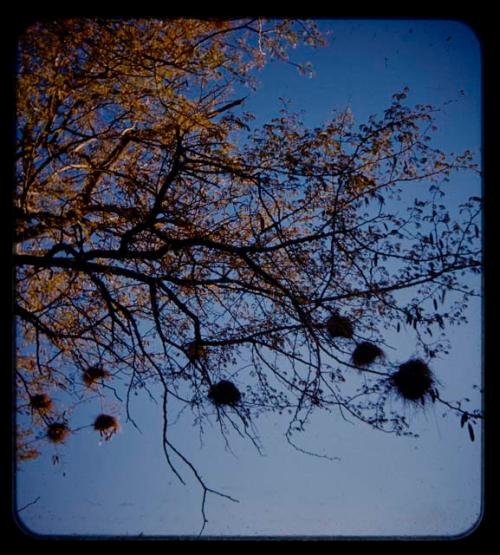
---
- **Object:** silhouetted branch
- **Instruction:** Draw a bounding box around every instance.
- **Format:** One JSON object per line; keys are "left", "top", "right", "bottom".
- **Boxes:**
{"left": 18, "top": 496, "right": 41, "bottom": 513}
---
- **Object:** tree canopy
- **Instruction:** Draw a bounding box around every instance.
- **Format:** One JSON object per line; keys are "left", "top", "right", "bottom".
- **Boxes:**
{"left": 15, "top": 18, "right": 482, "bottom": 533}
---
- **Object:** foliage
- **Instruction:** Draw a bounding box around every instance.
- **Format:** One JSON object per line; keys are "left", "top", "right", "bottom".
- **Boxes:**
{"left": 14, "top": 18, "right": 482, "bottom": 533}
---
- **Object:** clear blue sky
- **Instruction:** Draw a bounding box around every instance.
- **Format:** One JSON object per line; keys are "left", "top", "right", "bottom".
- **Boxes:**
{"left": 16, "top": 19, "right": 482, "bottom": 538}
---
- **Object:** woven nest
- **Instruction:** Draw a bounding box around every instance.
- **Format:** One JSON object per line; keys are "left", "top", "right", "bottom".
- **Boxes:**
{"left": 83, "top": 366, "right": 111, "bottom": 387}
{"left": 94, "top": 414, "right": 119, "bottom": 439}
{"left": 30, "top": 393, "right": 53, "bottom": 412}
{"left": 326, "top": 313, "right": 354, "bottom": 339}
{"left": 391, "top": 359, "right": 434, "bottom": 402}
{"left": 208, "top": 380, "right": 241, "bottom": 407}
{"left": 186, "top": 341, "right": 207, "bottom": 362}
{"left": 47, "top": 422, "right": 70, "bottom": 444}
{"left": 352, "top": 342, "right": 384, "bottom": 367}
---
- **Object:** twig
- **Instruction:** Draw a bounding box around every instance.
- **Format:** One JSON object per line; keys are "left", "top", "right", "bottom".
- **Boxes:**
{"left": 18, "top": 496, "right": 41, "bottom": 513}
{"left": 435, "top": 395, "right": 483, "bottom": 419}
{"left": 286, "top": 432, "right": 340, "bottom": 462}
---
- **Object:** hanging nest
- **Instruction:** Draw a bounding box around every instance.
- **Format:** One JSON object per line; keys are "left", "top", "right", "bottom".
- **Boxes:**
{"left": 30, "top": 393, "right": 53, "bottom": 412}
{"left": 352, "top": 342, "right": 384, "bottom": 367}
{"left": 82, "top": 366, "right": 111, "bottom": 387}
{"left": 93, "top": 414, "right": 120, "bottom": 440}
{"left": 390, "top": 359, "right": 434, "bottom": 402}
{"left": 208, "top": 380, "right": 241, "bottom": 407}
{"left": 47, "top": 422, "right": 70, "bottom": 444}
{"left": 326, "top": 313, "right": 354, "bottom": 339}
{"left": 186, "top": 341, "right": 207, "bottom": 363}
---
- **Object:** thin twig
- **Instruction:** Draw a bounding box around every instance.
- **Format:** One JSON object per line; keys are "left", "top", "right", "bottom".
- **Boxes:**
{"left": 18, "top": 496, "right": 41, "bottom": 513}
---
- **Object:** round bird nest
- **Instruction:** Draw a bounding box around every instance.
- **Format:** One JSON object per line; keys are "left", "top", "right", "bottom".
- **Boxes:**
{"left": 47, "top": 422, "right": 70, "bottom": 444}
{"left": 208, "top": 380, "right": 241, "bottom": 407}
{"left": 30, "top": 393, "right": 53, "bottom": 412}
{"left": 390, "top": 359, "right": 434, "bottom": 402}
{"left": 186, "top": 341, "right": 207, "bottom": 362}
{"left": 82, "top": 366, "right": 111, "bottom": 387}
{"left": 352, "top": 342, "right": 384, "bottom": 367}
{"left": 93, "top": 414, "right": 120, "bottom": 440}
{"left": 326, "top": 313, "right": 354, "bottom": 339}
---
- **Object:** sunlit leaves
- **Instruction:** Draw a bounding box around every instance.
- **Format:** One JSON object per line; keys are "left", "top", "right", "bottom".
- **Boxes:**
{"left": 15, "top": 20, "right": 482, "bottom": 471}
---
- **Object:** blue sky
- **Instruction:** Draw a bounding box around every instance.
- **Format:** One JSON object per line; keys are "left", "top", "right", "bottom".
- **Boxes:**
{"left": 16, "top": 19, "right": 482, "bottom": 538}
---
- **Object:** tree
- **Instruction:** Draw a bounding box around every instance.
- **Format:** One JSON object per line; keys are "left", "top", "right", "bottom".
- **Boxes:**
{"left": 14, "top": 18, "right": 482, "bottom": 533}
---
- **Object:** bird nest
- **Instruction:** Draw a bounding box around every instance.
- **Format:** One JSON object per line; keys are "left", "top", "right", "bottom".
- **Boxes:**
{"left": 390, "top": 359, "right": 434, "bottom": 402}
{"left": 186, "top": 341, "right": 207, "bottom": 362}
{"left": 94, "top": 414, "right": 120, "bottom": 440}
{"left": 351, "top": 342, "right": 384, "bottom": 367}
{"left": 30, "top": 393, "right": 53, "bottom": 412}
{"left": 326, "top": 313, "right": 354, "bottom": 339}
{"left": 47, "top": 422, "right": 70, "bottom": 444}
{"left": 83, "top": 366, "right": 111, "bottom": 387}
{"left": 208, "top": 380, "right": 241, "bottom": 407}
